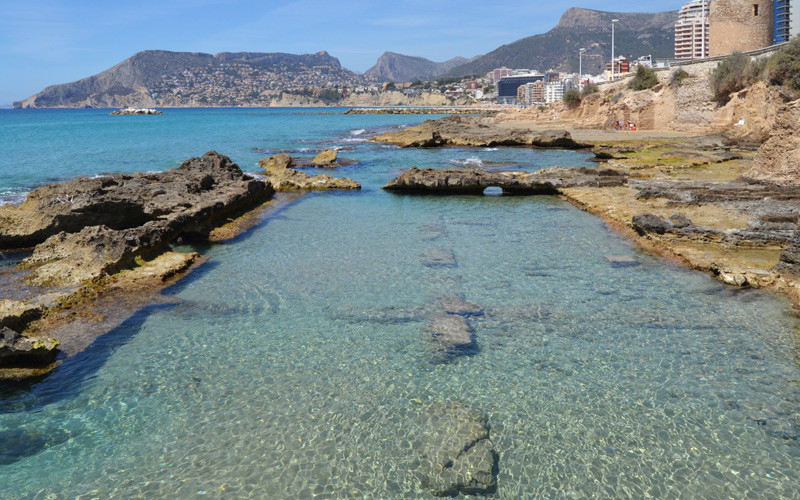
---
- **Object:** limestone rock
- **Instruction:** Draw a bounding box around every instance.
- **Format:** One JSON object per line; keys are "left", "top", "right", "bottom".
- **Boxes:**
{"left": 777, "top": 228, "right": 800, "bottom": 277}
{"left": 632, "top": 213, "right": 673, "bottom": 235}
{"left": 0, "top": 300, "right": 44, "bottom": 332}
{"left": 372, "top": 114, "right": 587, "bottom": 149}
{"left": 416, "top": 402, "right": 498, "bottom": 497}
{"left": 745, "top": 98, "right": 800, "bottom": 187}
{"left": 312, "top": 149, "right": 338, "bottom": 165}
{"left": 0, "top": 326, "right": 59, "bottom": 369}
{"left": 0, "top": 151, "right": 272, "bottom": 250}
{"left": 383, "top": 166, "right": 626, "bottom": 195}
{"left": 258, "top": 154, "right": 361, "bottom": 191}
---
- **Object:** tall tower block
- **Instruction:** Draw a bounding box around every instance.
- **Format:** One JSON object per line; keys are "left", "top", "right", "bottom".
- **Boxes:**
{"left": 709, "top": 0, "right": 773, "bottom": 56}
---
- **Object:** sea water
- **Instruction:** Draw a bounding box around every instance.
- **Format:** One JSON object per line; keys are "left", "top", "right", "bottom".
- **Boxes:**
{"left": 1, "top": 109, "right": 799, "bottom": 498}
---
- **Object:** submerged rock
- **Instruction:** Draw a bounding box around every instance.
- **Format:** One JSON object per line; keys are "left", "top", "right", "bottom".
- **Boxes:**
{"left": 0, "top": 427, "right": 71, "bottom": 464}
{"left": 415, "top": 402, "right": 498, "bottom": 497}
{"left": 422, "top": 248, "right": 458, "bottom": 268}
{"left": 427, "top": 315, "right": 477, "bottom": 360}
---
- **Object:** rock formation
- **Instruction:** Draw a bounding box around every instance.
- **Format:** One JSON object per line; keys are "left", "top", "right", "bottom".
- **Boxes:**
{"left": 110, "top": 107, "right": 163, "bottom": 115}
{"left": 415, "top": 402, "right": 498, "bottom": 496}
{"left": 312, "top": 149, "right": 338, "bottom": 165}
{"left": 1, "top": 151, "right": 273, "bottom": 286}
{"left": 257, "top": 154, "right": 360, "bottom": 191}
{"left": 745, "top": 98, "right": 800, "bottom": 187}
{"left": 0, "top": 327, "right": 59, "bottom": 374}
{"left": 373, "top": 115, "right": 589, "bottom": 149}
{"left": 383, "top": 166, "right": 627, "bottom": 195}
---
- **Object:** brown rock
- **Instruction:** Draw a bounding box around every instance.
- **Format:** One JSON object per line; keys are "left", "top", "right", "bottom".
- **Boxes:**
{"left": 745, "top": 99, "right": 800, "bottom": 187}
{"left": 258, "top": 154, "right": 360, "bottom": 191}
{"left": 313, "top": 149, "right": 338, "bottom": 165}
{"left": 258, "top": 153, "right": 293, "bottom": 174}
{"left": 0, "top": 300, "right": 44, "bottom": 332}
{"left": 0, "top": 326, "right": 59, "bottom": 369}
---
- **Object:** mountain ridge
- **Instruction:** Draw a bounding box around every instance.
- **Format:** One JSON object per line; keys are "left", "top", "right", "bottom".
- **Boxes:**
{"left": 364, "top": 52, "right": 476, "bottom": 82}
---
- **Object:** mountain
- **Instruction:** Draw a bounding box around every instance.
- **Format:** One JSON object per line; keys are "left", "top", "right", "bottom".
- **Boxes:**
{"left": 445, "top": 7, "right": 678, "bottom": 77}
{"left": 364, "top": 52, "right": 475, "bottom": 82}
{"left": 15, "top": 50, "right": 365, "bottom": 108}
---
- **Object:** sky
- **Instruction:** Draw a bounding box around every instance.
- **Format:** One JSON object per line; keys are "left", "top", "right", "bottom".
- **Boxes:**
{"left": 0, "top": 0, "right": 682, "bottom": 106}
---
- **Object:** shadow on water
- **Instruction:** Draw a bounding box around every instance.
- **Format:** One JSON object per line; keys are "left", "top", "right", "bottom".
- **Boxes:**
{"left": 0, "top": 303, "right": 174, "bottom": 416}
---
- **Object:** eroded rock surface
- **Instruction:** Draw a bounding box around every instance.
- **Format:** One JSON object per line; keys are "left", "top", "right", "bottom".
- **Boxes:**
{"left": 0, "top": 299, "right": 44, "bottom": 332}
{"left": 0, "top": 151, "right": 272, "bottom": 250}
{"left": 373, "top": 114, "right": 588, "bottom": 149}
{"left": 0, "top": 326, "right": 59, "bottom": 371}
{"left": 258, "top": 154, "right": 360, "bottom": 191}
{"left": 415, "top": 402, "right": 498, "bottom": 497}
{"left": 383, "top": 166, "right": 627, "bottom": 195}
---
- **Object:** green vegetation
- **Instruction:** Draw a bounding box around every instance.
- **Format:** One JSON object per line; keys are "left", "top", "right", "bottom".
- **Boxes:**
{"left": 767, "top": 36, "right": 800, "bottom": 93}
{"left": 671, "top": 68, "right": 690, "bottom": 86}
{"left": 563, "top": 88, "right": 582, "bottom": 108}
{"left": 628, "top": 65, "right": 659, "bottom": 91}
{"left": 710, "top": 52, "right": 765, "bottom": 101}
{"left": 580, "top": 83, "right": 598, "bottom": 98}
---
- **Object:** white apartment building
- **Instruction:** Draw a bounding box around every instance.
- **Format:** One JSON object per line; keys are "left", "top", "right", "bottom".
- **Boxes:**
{"left": 674, "top": 0, "right": 710, "bottom": 59}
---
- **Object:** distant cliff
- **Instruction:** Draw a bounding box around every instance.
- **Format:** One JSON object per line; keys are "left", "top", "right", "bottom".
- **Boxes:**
{"left": 15, "top": 50, "right": 364, "bottom": 108}
{"left": 364, "top": 52, "right": 474, "bottom": 82}
{"left": 445, "top": 7, "right": 678, "bottom": 77}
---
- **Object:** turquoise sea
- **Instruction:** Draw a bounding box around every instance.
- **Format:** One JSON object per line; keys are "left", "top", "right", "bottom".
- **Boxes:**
{"left": 1, "top": 108, "right": 800, "bottom": 498}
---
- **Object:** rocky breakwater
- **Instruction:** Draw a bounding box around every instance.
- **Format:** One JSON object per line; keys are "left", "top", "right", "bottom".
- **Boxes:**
{"left": 258, "top": 153, "right": 360, "bottom": 191}
{"left": 0, "top": 151, "right": 273, "bottom": 378}
{"left": 383, "top": 166, "right": 628, "bottom": 195}
{"left": 372, "top": 114, "right": 590, "bottom": 149}
{"left": 110, "top": 107, "right": 163, "bottom": 115}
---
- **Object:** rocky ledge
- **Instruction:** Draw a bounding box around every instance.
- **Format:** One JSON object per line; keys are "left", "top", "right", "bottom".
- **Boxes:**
{"left": 258, "top": 153, "right": 360, "bottom": 191}
{"left": 383, "top": 166, "right": 628, "bottom": 195}
{"left": 372, "top": 114, "right": 590, "bottom": 149}
{"left": 0, "top": 151, "right": 273, "bottom": 378}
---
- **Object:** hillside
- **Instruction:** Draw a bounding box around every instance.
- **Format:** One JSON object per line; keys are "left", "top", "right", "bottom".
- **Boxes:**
{"left": 14, "top": 50, "right": 365, "bottom": 108}
{"left": 446, "top": 7, "right": 678, "bottom": 77}
{"left": 364, "top": 52, "right": 474, "bottom": 82}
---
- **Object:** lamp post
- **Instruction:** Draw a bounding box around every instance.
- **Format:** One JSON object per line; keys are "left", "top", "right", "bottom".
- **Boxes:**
{"left": 611, "top": 18, "right": 619, "bottom": 81}
{"left": 579, "top": 48, "right": 586, "bottom": 91}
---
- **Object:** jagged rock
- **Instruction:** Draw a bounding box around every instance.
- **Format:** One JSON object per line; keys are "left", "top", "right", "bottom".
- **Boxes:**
{"left": 0, "top": 300, "right": 44, "bottom": 332}
{"left": 0, "top": 326, "right": 59, "bottom": 369}
{"left": 383, "top": 166, "right": 626, "bottom": 195}
{"left": 258, "top": 154, "right": 361, "bottom": 191}
{"left": 745, "top": 99, "right": 800, "bottom": 187}
{"left": 372, "top": 114, "right": 588, "bottom": 149}
{"left": 632, "top": 213, "right": 673, "bottom": 235}
{"left": 313, "top": 149, "right": 338, "bottom": 165}
{"left": 416, "top": 402, "right": 498, "bottom": 497}
{"left": 777, "top": 227, "right": 800, "bottom": 276}
{"left": 258, "top": 153, "right": 293, "bottom": 174}
{"left": 6, "top": 152, "right": 272, "bottom": 286}
{"left": 0, "top": 151, "right": 272, "bottom": 250}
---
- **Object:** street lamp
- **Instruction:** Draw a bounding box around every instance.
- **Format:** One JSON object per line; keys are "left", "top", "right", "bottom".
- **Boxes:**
{"left": 611, "top": 19, "right": 619, "bottom": 81}
{"left": 579, "top": 48, "right": 586, "bottom": 91}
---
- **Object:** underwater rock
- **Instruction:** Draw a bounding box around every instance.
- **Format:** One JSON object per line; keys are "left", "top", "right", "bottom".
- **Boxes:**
{"left": 422, "top": 248, "right": 458, "bottom": 268}
{"left": 440, "top": 296, "right": 484, "bottom": 317}
{"left": 428, "top": 315, "right": 476, "bottom": 359}
{"left": 416, "top": 402, "right": 498, "bottom": 497}
{"left": 604, "top": 255, "right": 640, "bottom": 268}
{"left": 0, "top": 427, "right": 71, "bottom": 465}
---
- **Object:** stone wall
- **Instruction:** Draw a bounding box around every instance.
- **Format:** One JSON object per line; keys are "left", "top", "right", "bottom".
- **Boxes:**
{"left": 710, "top": 0, "right": 773, "bottom": 56}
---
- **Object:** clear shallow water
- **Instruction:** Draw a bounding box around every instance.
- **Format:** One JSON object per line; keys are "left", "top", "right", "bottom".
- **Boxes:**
{"left": 1, "top": 109, "right": 800, "bottom": 498}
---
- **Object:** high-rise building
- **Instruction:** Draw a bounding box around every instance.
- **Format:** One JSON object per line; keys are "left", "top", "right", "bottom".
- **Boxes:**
{"left": 775, "top": 0, "right": 791, "bottom": 43}
{"left": 675, "top": 0, "right": 710, "bottom": 59}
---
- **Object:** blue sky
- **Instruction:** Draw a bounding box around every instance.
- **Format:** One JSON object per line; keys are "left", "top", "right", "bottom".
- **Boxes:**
{"left": 0, "top": 0, "right": 682, "bottom": 106}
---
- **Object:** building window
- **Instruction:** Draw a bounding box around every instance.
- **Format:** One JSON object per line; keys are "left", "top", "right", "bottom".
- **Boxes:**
{"left": 754, "top": 4, "right": 759, "bottom": 16}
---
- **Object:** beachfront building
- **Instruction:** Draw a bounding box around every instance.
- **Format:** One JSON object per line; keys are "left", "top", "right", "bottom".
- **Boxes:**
{"left": 675, "top": 0, "right": 710, "bottom": 59}
{"left": 605, "top": 57, "right": 630, "bottom": 75}
{"left": 497, "top": 74, "right": 544, "bottom": 104}
{"left": 516, "top": 81, "right": 545, "bottom": 106}
{"left": 544, "top": 82, "right": 566, "bottom": 104}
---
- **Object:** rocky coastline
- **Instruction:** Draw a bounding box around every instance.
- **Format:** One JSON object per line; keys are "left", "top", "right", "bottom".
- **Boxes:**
{"left": 345, "top": 107, "right": 499, "bottom": 115}
{"left": 0, "top": 150, "right": 362, "bottom": 380}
